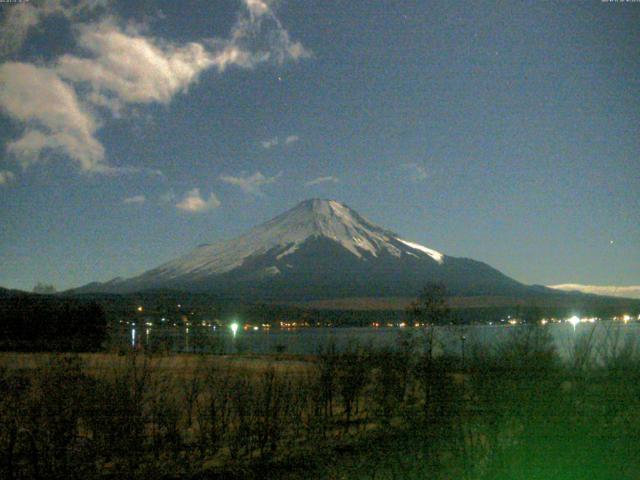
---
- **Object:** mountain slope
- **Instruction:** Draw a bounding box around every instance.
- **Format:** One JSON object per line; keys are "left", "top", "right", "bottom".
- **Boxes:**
{"left": 73, "top": 199, "right": 540, "bottom": 300}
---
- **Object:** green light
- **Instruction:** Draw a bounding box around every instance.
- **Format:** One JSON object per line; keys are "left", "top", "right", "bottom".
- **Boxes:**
{"left": 567, "top": 316, "right": 580, "bottom": 330}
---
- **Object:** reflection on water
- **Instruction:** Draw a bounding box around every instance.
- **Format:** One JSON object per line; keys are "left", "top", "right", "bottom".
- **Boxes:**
{"left": 117, "top": 322, "right": 640, "bottom": 360}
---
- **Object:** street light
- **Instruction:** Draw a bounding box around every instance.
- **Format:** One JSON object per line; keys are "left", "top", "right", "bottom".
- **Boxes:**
{"left": 230, "top": 322, "right": 239, "bottom": 338}
{"left": 567, "top": 316, "right": 580, "bottom": 331}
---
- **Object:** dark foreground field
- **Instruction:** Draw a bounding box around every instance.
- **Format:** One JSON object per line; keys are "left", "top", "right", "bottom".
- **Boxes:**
{"left": 1, "top": 325, "right": 639, "bottom": 479}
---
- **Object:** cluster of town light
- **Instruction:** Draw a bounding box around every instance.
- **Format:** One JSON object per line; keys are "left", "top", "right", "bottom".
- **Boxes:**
{"left": 128, "top": 303, "right": 637, "bottom": 345}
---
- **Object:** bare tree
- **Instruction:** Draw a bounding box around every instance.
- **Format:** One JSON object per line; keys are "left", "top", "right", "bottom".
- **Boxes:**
{"left": 408, "top": 282, "right": 451, "bottom": 326}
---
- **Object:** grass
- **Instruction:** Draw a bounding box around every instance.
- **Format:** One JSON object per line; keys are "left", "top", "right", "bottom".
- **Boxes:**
{"left": 1, "top": 324, "right": 639, "bottom": 479}
{"left": 0, "top": 352, "right": 314, "bottom": 374}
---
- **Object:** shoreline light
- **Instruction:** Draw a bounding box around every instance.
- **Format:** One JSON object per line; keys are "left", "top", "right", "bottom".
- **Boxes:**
{"left": 567, "top": 316, "right": 580, "bottom": 330}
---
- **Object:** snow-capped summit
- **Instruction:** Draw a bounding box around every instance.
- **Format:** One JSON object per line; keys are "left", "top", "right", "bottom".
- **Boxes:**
{"left": 74, "top": 199, "right": 529, "bottom": 299}
{"left": 142, "top": 199, "right": 444, "bottom": 283}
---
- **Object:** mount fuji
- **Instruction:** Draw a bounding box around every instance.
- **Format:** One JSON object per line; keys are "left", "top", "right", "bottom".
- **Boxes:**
{"left": 74, "top": 199, "right": 545, "bottom": 300}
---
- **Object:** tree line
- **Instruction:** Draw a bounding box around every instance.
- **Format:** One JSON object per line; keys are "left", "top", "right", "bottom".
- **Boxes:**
{"left": 0, "top": 294, "right": 107, "bottom": 351}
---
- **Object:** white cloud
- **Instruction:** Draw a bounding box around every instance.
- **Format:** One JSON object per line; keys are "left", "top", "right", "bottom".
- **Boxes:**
{"left": 0, "top": 1, "right": 42, "bottom": 55}
{"left": 402, "top": 162, "right": 429, "bottom": 181}
{"left": 0, "top": 0, "right": 109, "bottom": 56}
{"left": 549, "top": 284, "right": 640, "bottom": 299}
{"left": 0, "top": 1, "right": 309, "bottom": 174}
{"left": 159, "top": 189, "right": 176, "bottom": 204}
{"left": 244, "top": 0, "right": 271, "bottom": 17}
{"left": 56, "top": 1, "right": 310, "bottom": 107}
{"left": 176, "top": 188, "right": 221, "bottom": 212}
{"left": 123, "top": 194, "right": 146, "bottom": 204}
{"left": 0, "top": 62, "right": 105, "bottom": 172}
{"left": 304, "top": 175, "right": 339, "bottom": 187}
{"left": 57, "top": 18, "right": 217, "bottom": 106}
{"left": 220, "top": 171, "right": 280, "bottom": 196}
{"left": 0, "top": 170, "right": 15, "bottom": 185}
{"left": 260, "top": 134, "right": 299, "bottom": 149}
{"left": 96, "top": 165, "right": 165, "bottom": 178}
{"left": 224, "top": 0, "right": 311, "bottom": 67}
{"left": 261, "top": 137, "right": 279, "bottom": 149}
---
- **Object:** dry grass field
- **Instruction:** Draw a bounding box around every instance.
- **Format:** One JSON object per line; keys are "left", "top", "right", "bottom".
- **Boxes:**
{"left": 0, "top": 352, "right": 313, "bottom": 376}
{"left": 1, "top": 326, "right": 639, "bottom": 479}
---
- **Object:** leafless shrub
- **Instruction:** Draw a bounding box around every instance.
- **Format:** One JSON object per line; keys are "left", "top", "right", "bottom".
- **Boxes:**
{"left": 194, "top": 363, "right": 233, "bottom": 458}
{"left": 562, "top": 322, "right": 598, "bottom": 373}
{"left": 2, "top": 333, "right": 639, "bottom": 479}
{"left": 0, "top": 366, "right": 32, "bottom": 479}
{"left": 228, "top": 373, "right": 257, "bottom": 460}
{"left": 83, "top": 351, "right": 155, "bottom": 474}
{"left": 253, "top": 366, "right": 294, "bottom": 457}
{"left": 335, "top": 345, "right": 370, "bottom": 432}
{"left": 316, "top": 342, "right": 338, "bottom": 423}
{"left": 595, "top": 321, "right": 640, "bottom": 373}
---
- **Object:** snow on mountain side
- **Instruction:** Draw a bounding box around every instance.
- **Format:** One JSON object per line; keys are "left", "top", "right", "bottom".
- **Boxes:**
{"left": 396, "top": 238, "right": 444, "bottom": 264}
{"left": 70, "top": 200, "right": 640, "bottom": 303}
{"left": 73, "top": 198, "right": 539, "bottom": 299}
{"left": 142, "top": 199, "right": 444, "bottom": 281}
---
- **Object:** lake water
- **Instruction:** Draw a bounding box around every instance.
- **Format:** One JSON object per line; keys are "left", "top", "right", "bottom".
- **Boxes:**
{"left": 124, "top": 321, "right": 640, "bottom": 363}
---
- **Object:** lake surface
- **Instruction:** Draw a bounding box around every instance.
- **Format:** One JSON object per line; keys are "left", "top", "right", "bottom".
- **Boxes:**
{"left": 124, "top": 321, "right": 640, "bottom": 363}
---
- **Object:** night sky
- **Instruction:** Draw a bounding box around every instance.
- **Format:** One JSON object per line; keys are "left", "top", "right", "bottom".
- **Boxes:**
{"left": 0, "top": 0, "right": 638, "bottom": 293}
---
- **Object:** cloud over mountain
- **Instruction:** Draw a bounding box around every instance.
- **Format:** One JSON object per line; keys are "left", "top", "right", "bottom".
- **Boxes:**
{"left": 0, "top": 0, "right": 309, "bottom": 175}
{"left": 176, "top": 188, "right": 221, "bottom": 213}
{"left": 0, "top": 62, "right": 105, "bottom": 172}
{"left": 0, "top": 0, "right": 108, "bottom": 56}
{"left": 260, "top": 134, "right": 300, "bottom": 149}
{"left": 549, "top": 284, "right": 640, "bottom": 299}
{"left": 305, "top": 176, "right": 339, "bottom": 187}
{"left": 123, "top": 195, "right": 146, "bottom": 205}
{"left": 220, "top": 171, "right": 281, "bottom": 196}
